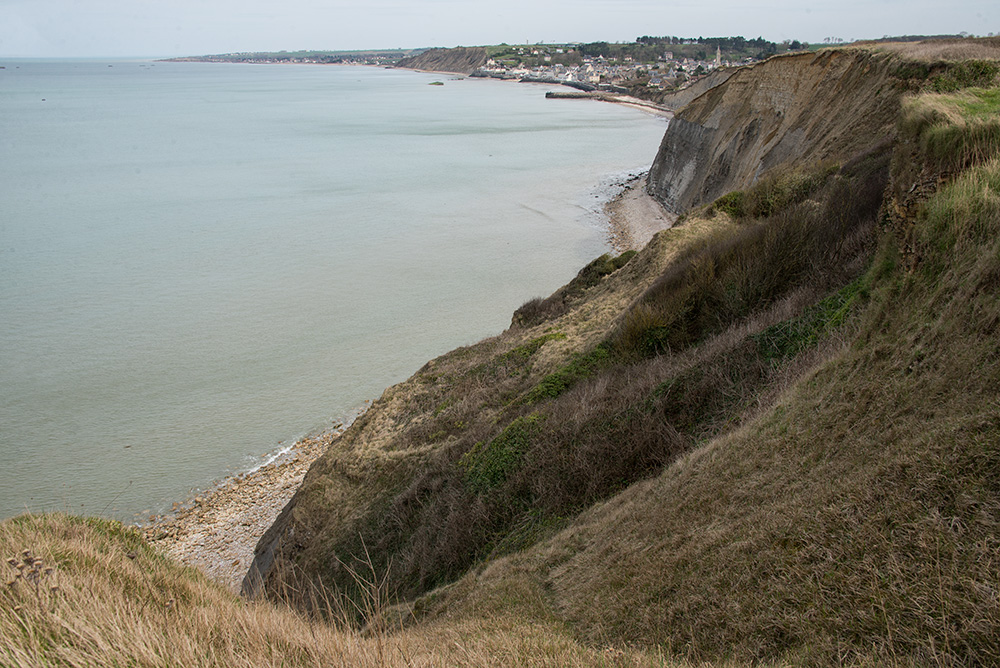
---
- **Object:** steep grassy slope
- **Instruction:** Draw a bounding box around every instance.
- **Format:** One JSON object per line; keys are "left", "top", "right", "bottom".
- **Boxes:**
{"left": 252, "top": 49, "right": 909, "bottom": 608}
{"left": 422, "top": 68, "right": 1000, "bottom": 666}
{"left": 250, "top": 157, "right": 886, "bottom": 611}
{"left": 245, "top": 218, "right": 735, "bottom": 602}
{"left": 248, "top": 41, "right": 1000, "bottom": 665}
{"left": 1, "top": 514, "right": 681, "bottom": 666}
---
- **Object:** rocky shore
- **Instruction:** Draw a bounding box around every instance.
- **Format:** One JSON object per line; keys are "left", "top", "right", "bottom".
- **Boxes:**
{"left": 605, "top": 173, "right": 678, "bottom": 252}
{"left": 143, "top": 408, "right": 366, "bottom": 592}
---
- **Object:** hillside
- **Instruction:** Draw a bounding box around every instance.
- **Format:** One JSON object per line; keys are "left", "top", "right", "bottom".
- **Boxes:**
{"left": 395, "top": 46, "right": 488, "bottom": 74}
{"left": 247, "top": 40, "right": 1000, "bottom": 664}
{"left": 4, "top": 39, "right": 1000, "bottom": 666}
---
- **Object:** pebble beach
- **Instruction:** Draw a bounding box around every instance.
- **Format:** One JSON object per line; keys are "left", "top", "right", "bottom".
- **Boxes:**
{"left": 606, "top": 172, "right": 678, "bottom": 252}
{"left": 142, "top": 410, "right": 364, "bottom": 592}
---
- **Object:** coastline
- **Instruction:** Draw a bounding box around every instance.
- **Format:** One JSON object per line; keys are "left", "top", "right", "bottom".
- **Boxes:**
{"left": 140, "top": 175, "right": 675, "bottom": 594}
{"left": 543, "top": 90, "right": 674, "bottom": 119}
{"left": 605, "top": 173, "right": 678, "bottom": 252}
{"left": 134, "top": 82, "right": 671, "bottom": 593}
{"left": 142, "top": 406, "right": 367, "bottom": 592}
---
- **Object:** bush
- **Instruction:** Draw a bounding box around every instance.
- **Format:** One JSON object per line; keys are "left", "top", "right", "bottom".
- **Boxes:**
{"left": 510, "top": 251, "right": 637, "bottom": 328}
{"left": 709, "top": 164, "right": 836, "bottom": 221}
{"left": 610, "top": 152, "right": 889, "bottom": 359}
{"left": 459, "top": 414, "right": 545, "bottom": 494}
{"left": 931, "top": 59, "right": 1000, "bottom": 92}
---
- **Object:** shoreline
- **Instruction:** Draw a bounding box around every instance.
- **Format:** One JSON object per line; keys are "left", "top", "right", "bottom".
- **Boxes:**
{"left": 134, "top": 81, "right": 672, "bottom": 593}
{"left": 604, "top": 173, "right": 678, "bottom": 252}
{"left": 142, "top": 405, "right": 367, "bottom": 592}
{"left": 543, "top": 90, "right": 674, "bottom": 119}
{"left": 140, "top": 175, "right": 676, "bottom": 594}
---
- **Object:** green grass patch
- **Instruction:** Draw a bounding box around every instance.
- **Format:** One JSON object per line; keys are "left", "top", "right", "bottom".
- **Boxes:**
{"left": 754, "top": 277, "right": 867, "bottom": 362}
{"left": 900, "top": 88, "right": 1000, "bottom": 173}
{"left": 460, "top": 414, "right": 545, "bottom": 494}
{"left": 918, "top": 157, "right": 1000, "bottom": 258}
{"left": 522, "top": 344, "right": 612, "bottom": 404}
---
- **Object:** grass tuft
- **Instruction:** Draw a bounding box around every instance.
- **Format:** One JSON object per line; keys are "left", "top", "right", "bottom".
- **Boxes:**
{"left": 460, "top": 414, "right": 545, "bottom": 494}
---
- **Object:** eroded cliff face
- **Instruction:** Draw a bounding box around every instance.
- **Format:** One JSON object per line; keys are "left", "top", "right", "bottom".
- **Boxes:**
{"left": 648, "top": 49, "right": 903, "bottom": 213}
{"left": 396, "top": 47, "right": 489, "bottom": 74}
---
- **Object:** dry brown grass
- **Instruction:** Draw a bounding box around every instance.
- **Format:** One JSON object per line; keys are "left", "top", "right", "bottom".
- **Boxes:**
{"left": 424, "top": 137, "right": 1000, "bottom": 666}
{"left": 258, "top": 209, "right": 738, "bottom": 608}
{"left": 193, "top": 69, "right": 1000, "bottom": 668}
{"left": 1, "top": 513, "right": 690, "bottom": 667}
{"left": 256, "top": 143, "right": 893, "bottom": 623}
{"left": 869, "top": 36, "right": 1000, "bottom": 62}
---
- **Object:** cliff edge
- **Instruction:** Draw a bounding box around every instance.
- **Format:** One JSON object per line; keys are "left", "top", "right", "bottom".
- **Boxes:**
{"left": 648, "top": 49, "right": 902, "bottom": 213}
{"left": 396, "top": 46, "right": 488, "bottom": 74}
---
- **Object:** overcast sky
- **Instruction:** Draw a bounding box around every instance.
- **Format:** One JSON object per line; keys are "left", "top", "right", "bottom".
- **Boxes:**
{"left": 1, "top": 0, "right": 997, "bottom": 58}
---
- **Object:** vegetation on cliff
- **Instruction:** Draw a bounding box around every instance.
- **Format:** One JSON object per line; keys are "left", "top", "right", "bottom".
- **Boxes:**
{"left": 3, "top": 39, "right": 1000, "bottom": 667}
{"left": 255, "top": 41, "right": 1000, "bottom": 665}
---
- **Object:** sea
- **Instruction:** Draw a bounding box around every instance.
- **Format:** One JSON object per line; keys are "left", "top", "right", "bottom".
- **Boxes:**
{"left": 0, "top": 59, "right": 668, "bottom": 522}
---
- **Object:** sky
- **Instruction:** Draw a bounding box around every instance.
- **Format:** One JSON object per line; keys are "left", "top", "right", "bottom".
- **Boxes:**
{"left": 0, "top": 0, "right": 997, "bottom": 58}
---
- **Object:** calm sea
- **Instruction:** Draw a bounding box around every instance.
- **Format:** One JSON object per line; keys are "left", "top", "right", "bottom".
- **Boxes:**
{"left": 0, "top": 59, "right": 667, "bottom": 521}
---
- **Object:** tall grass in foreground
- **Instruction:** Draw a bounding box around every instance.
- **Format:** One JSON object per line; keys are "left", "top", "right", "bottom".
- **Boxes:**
{"left": 1, "top": 513, "right": 681, "bottom": 667}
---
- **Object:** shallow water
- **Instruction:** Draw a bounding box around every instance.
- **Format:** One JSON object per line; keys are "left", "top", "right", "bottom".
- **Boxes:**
{"left": 0, "top": 59, "right": 667, "bottom": 520}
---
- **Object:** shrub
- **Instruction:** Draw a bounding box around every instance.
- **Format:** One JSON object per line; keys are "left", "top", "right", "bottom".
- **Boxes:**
{"left": 459, "top": 414, "right": 545, "bottom": 494}
{"left": 711, "top": 190, "right": 745, "bottom": 217}
{"left": 510, "top": 251, "right": 637, "bottom": 327}
{"left": 931, "top": 59, "right": 1000, "bottom": 92}
{"left": 709, "top": 163, "right": 836, "bottom": 221}
{"left": 609, "top": 151, "right": 889, "bottom": 360}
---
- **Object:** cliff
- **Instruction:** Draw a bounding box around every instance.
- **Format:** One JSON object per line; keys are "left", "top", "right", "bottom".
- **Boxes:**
{"left": 657, "top": 67, "right": 735, "bottom": 110}
{"left": 3, "top": 39, "right": 1000, "bottom": 667}
{"left": 396, "top": 46, "right": 488, "bottom": 74}
{"left": 229, "top": 40, "right": 1000, "bottom": 666}
{"left": 648, "top": 49, "right": 903, "bottom": 213}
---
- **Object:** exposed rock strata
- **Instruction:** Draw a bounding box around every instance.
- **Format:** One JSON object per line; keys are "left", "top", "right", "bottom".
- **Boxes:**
{"left": 647, "top": 49, "right": 903, "bottom": 213}
{"left": 396, "top": 47, "right": 489, "bottom": 74}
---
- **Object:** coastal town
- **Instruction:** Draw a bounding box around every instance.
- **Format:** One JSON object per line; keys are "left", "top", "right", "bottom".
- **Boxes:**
{"left": 469, "top": 45, "right": 735, "bottom": 95}
{"left": 164, "top": 36, "right": 813, "bottom": 101}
